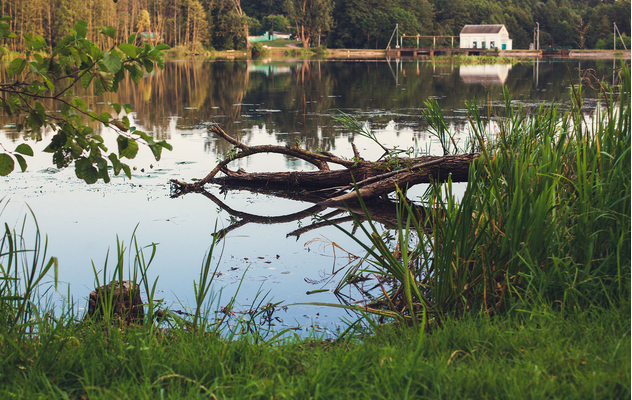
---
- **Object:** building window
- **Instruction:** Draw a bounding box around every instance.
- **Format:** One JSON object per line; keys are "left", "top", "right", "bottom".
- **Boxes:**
{"left": 482, "top": 41, "right": 486, "bottom": 49}
{"left": 473, "top": 41, "right": 477, "bottom": 48}
{"left": 490, "top": 41, "right": 495, "bottom": 49}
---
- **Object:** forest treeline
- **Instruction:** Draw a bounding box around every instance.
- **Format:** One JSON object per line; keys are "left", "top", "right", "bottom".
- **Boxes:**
{"left": 1, "top": 0, "right": 629, "bottom": 53}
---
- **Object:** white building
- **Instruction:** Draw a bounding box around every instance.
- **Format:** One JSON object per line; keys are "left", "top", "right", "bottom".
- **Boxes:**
{"left": 459, "top": 25, "right": 513, "bottom": 50}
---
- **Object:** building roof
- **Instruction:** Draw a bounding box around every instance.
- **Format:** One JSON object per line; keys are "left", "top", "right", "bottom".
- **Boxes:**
{"left": 460, "top": 25, "right": 506, "bottom": 34}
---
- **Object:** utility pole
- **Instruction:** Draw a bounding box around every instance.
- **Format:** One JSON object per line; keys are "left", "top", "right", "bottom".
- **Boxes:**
{"left": 613, "top": 22, "right": 628, "bottom": 50}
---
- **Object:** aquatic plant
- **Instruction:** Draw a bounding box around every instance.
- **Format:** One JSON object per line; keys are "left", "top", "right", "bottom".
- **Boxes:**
{"left": 328, "top": 62, "right": 630, "bottom": 321}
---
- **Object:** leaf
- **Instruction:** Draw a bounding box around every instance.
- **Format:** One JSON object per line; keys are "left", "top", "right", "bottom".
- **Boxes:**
{"left": 117, "top": 136, "right": 139, "bottom": 159}
{"left": 124, "top": 64, "right": 143, "bottom": 83}
{"left": 14, "top": 154, "right": 27, "bottom": 172}
{"left": 143, "top": 58, "right": 154, "bottom": 73}
{"left": 99, "top": 164, "right": 110, "bottom": 183}
{"left": 74, "top": 20, "right": 88, "bottom": 39}
{"left": 93, "top": 72, "right": 113, "bottom": 95}
{"left": 43, "top": 76, "right": 55, "bottom": 93}
{"left": 98, "top": 112, "right": 112, "bottom": 124}
{"left": 9, "top": 58, "right": 27, "bottom": 76}
{"left": 74, "top": 158, "right": 98, "bottom": 184}
{"left": 15, "top": 143, "right": 33, "bottom": 156}
{"left": 0, "top": 153, "right": 15, "bottom": 176}
{"left": 0, "top": 20, "right": 16, "bottom": 40}
{"left": 95, "top": 155, "right": 107, "bottom": 170}
{"left": 110, "top": 103, "right": 121, "bottom": 114}
{"left": 108, "top": 153, "right": 122, "bottom": 175}
{"left": 158, "top": 140, "right": 173, "bottom": 151}
{"left": 69, "top": 141, "right": 83, "bottom": 158}
{"left": 121, "top": 163, "right": 131, "bottom": 179}
{"left": 25, "top": 33, "right": 46, "bottom": 51}
{"left": 127, "top": 34, "right": 137, "bottom": 44}
{"left": 72, "top": 97, "right": 87, "bottom": 111}
{"left": 99, "top": 26, "right": 116, "bottom": 39}
{"left": 44, "top": 132, "right": 67, "bottom": 153}
{"left": 149, "top": 144, "right": 162, "bottom": 161}
{"left": 102, "top": 53, "right": 122, "bottom": 73}
{"left": 154, "top": 43, "right": 170, "bottom": 52}
{"left": 52, "top": 148, "right": 73, "bottom": 168}
{"left": 81, "top": 72, "right": 94, "bottom": 89}
{"left": 118, "top": 43, "right": 137, "bottom": 58}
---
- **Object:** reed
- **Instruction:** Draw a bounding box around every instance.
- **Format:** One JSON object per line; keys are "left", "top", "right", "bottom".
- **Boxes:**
{"left": 332, "top": 62, "right": 631, "bottom": 321}
{"left": 0, "top": 203, "right": 58, "bottom": 337}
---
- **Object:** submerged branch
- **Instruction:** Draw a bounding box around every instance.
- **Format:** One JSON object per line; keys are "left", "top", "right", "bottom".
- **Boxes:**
{"left": 170, "top": 124, "right": 479, "bottom": 204}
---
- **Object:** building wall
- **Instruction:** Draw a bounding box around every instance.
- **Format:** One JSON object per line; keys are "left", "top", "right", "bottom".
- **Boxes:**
{"left": 459, "top": 27, "right": 513, "bottom": 50}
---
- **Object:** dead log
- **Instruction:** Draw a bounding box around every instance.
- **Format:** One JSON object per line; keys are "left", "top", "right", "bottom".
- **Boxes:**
{"left": 170, "top": 124, "right": 479, "bottom": 204}
{"left": 87, "top": 280, "right": 144, "bottom": 325}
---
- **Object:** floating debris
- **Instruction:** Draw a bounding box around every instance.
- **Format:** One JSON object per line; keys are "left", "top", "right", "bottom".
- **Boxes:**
{"left": 306, "top": 289, "right": 329, "bottom": 295}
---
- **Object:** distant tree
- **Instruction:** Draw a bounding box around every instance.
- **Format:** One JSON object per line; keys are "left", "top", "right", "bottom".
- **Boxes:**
{"left": 284, "top": 0, "right": 333, "bottom": 48}
{"left": 575, "top": 17, "right": 589, "bottom": 49}
{"left": 227, "top": 0, "right": 250, "bottom": 49}
{"left": 261, "top": 14, "right": 290, "bottom": 33}
{"left": 136, "top": 9, "right": 151, "bottom": 37}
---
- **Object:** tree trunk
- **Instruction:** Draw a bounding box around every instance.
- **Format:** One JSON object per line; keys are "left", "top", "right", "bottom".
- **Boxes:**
{"left": 170, "top": 125, "right": 479, "bottom": 205}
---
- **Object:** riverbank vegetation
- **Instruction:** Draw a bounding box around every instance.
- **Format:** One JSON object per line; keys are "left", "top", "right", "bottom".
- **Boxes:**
{"left": 1, "top": 62, "right": 630, "bottom": 398}
{"left": 323, "top": 63, "right": 630, "bottom": 324}
{"left": 1, "top": 0, "right": 629, "bottom": 54}
{"left": 431, "top": 54, "right": 525, "bottom": 64}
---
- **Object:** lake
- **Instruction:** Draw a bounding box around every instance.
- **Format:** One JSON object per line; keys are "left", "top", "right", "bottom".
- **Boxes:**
{"left": 0, "top": 57, "right": 624, "bottom": 335}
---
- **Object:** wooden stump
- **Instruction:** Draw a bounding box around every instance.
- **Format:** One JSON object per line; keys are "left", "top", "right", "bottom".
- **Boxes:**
{"left": 87, "top": 280, "right": 145, "bottom": 324}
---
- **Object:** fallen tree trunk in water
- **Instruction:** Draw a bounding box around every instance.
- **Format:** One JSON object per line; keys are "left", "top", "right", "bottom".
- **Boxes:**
{"left": 170, "top": 125, "right": 479, "bottom": 204}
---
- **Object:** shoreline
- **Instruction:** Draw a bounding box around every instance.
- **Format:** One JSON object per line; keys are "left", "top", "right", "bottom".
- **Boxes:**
{"left": 205, "top": 47, "right": 631, "bottom": 61}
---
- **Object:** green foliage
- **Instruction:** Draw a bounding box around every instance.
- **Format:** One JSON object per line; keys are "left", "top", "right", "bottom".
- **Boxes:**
{"left": 0, "top": 293, "right": 629, "bottom": 397}
{"left": 0, "top": 19, "right": 172, "bottom": 183}
{"left": 284, "top": 0, "right": 334, "bottom": 48}
{"left": 331, "top": 63, "right": 630, "bottom": 321}
{"left": 250, "top": 41, "right": 269, "bottom": 58}
{"left": 261, "top": 14, "right": 291, "bottom": 33}
{"left": 596, "top": 33, "right": 631, "bottom": 50}
{"left": 0, "top": 203, "right": 58, "bottom": 336}
{"left": 0, "top": 201, "right": 628, "bottom": 397}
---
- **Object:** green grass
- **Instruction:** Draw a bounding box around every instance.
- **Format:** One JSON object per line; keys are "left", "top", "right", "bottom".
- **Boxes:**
{"left": 0, "top": 304, "right": 628, "bottom": 398}
{"left": 261, "top": 39, "right": 302, "bottom": 48}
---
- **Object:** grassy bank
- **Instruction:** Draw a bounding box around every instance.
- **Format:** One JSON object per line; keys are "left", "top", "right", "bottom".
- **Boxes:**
{"left": 1, "top": 304, "right": 628, "bottom": 398}
{"left": 1, "top": 64, "right": 630, "bottom": 398}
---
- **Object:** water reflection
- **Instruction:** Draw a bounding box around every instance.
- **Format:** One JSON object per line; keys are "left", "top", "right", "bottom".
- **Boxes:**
{"left": 3, "top": 58, "right": 619, "bottom": 157}
{"left": 0, "top": 58, "right": 627, "bottom": 334}
{"left": 459, "top": 64, "right": 513, "bottom": 85}
{"left": 185, "top": 186, "right": 416, "bottom": 241}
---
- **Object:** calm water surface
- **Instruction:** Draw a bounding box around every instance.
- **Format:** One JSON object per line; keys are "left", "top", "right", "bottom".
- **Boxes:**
{"left": 0, "top": 58, "right": 623, "bottom": 334}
